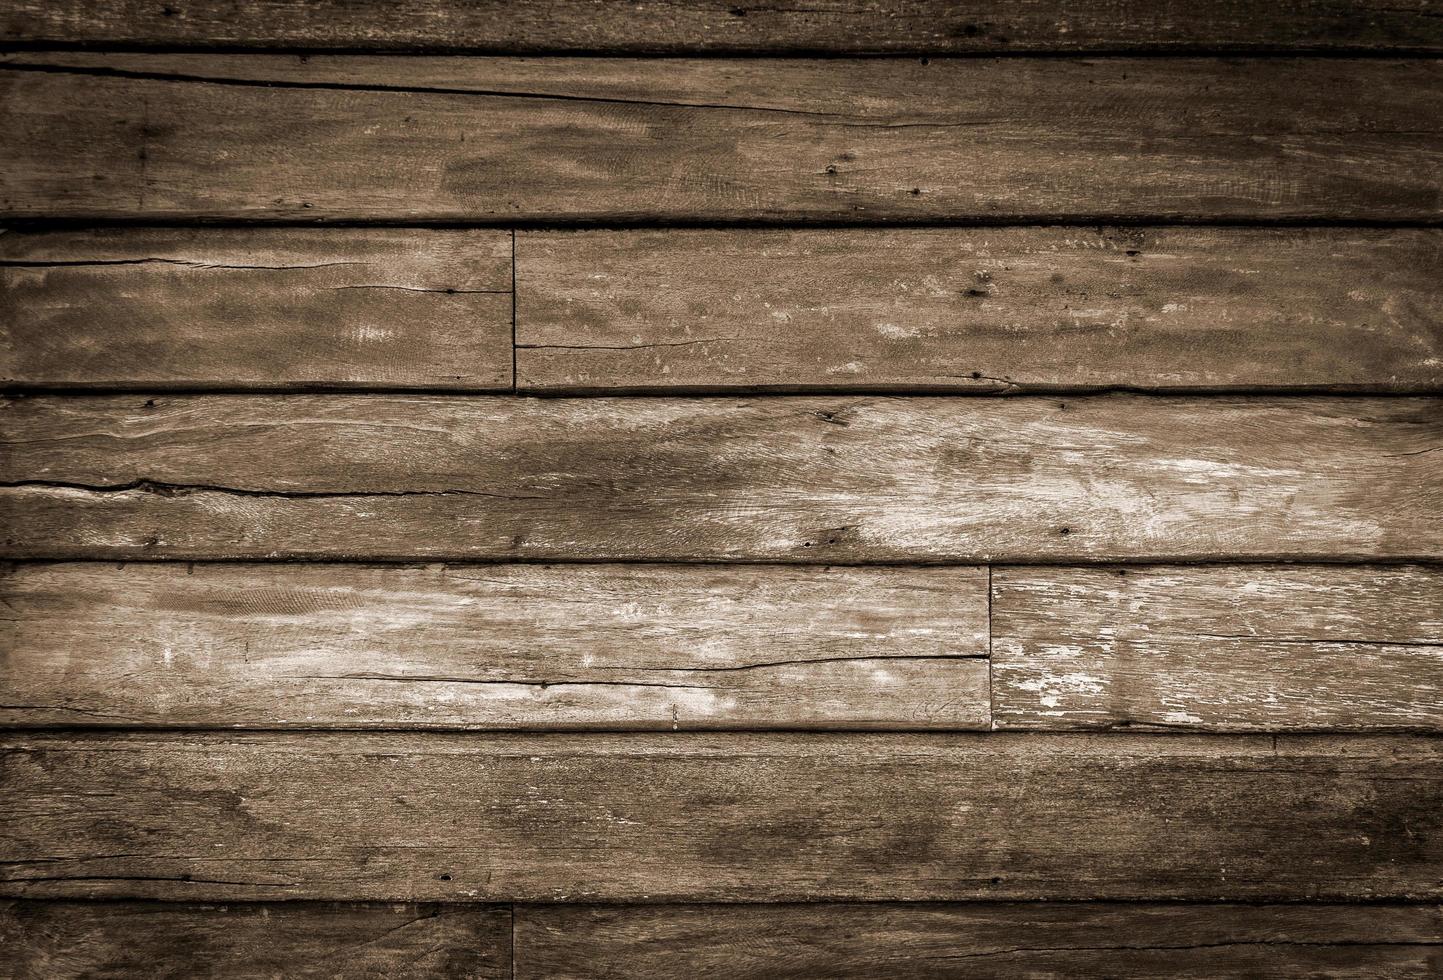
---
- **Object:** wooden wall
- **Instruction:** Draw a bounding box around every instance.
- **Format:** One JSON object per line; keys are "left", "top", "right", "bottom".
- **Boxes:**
{"left": 2, "top": 3, "right": 1441, "bottom": 976}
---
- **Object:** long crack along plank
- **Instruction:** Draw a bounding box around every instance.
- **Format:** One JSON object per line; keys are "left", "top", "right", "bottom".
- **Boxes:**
{"left": 514, "top": 903, "right": 1443, "bottom": 979}
{"left": 5, "top": 0, "right": 1440, "bottom": 53}
{"left": 0, "top": 228, "right": 514, "bottom": 391}
{"left": 516, "top": 227, "right": 1443, "bottom": 393}
{"left": 0, "top": 562, "right": 988, "bottom": 730}
{"left": 3, "top": 54, "right": 1440, "bottom": 221}
{"left": 991, "top": 564, "right": 1443, "bottom": 732}
{"left": 1, "top": 394, "right": 1439, "bottom": 562}
{"left": 2, "top": 732, "right": 1439, "bottom": 902}
{"left": 0, "top": 901, "right": 511, "bottom": 979}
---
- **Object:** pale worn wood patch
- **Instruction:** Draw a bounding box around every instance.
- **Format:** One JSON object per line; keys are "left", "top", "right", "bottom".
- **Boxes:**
{"left": 0, "top": 562, "right": 987, "bottom": 730}
{"left": 1, "top": 733, "right": 1438, "bottom": 902}
{"left": 516, "top": 227, "right": 1443, "bottom": 393}
{"left": 3, "top": 54, "right": 1440, "bottom": 221}
{"left": 0, "top": 228, "right": 514, "bottom": 390}
{"left": 1, "top": 394, "right": 1438, "bottom": 562}
{"left": 0, "top": 901, "right": 510, "bottom": 979}
{"left": 991, "top": 565, "right": 1443, "bottom": 732}
{"left": 515, "top": 902, "right": 1443, "bottom": 979}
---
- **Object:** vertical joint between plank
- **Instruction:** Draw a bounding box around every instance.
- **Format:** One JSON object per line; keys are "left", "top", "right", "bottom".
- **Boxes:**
{"left": 509, "top": 903, "right": 517, "bottom": 980}
{"left": 986, "top": 564, "right": 995, "bottom": 731}
{"left": 510, "top": 230, "right": 518, "bottom": 393}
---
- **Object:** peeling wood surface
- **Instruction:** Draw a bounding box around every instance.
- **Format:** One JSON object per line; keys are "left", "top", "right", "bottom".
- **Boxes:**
{"left": 0, "top": 228, "right": 514, "bottom": 391}
{"left": 2, "top": 732, "right": 1439, "bottom": 902}
{"left": 514, "top": 902, "right": 1443, "bottom": 979}
{"left": 2, "top": 394, "right": 1439, "bottom": 562}
{"left": 0, "top": 901, "right": 510, "bottom": 979}
{"left": 6, "top": 0, "right": 1442, "bottom": 53}
{"left": 991, "top": 565, "right": 1443, "bottom": 732}
{"left": 516, "top": 227, "right": 1443, "bottom": 393}
{"left": 0, "top": 562, "right": 988, "bottom": 730}
{"left": 4, "top": 54, "right": 1441, "bottom": 221}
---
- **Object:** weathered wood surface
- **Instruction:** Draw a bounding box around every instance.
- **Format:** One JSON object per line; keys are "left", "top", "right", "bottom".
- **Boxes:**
{"left": 4, "top": 54, "right": 1440, "bottom": 222}
{"left": 2, "top": 733, "right": 1438, "bottom": 902}
{"left": 0, "top": 901, "right": 510, "bottom": 979}
{"left": 0, "top": 562, "right": 988, "bottom": 730}
{"left": 0, "top": 228, "right": 513, "bottom": 391}
{"left": 6, "top": 1, "right": 1442, "bottom": 53}
{"left": 516, "top": 227, "right": 1443, "bottom": 393}
{"left": 992, "top": 565, "right": 1443, "bottom": 732}
{"left": 515, "top": 902, "right": 1443, "bottom": 979}
{"left": 2, "top": 394, "right": 1439, "bottom": 562}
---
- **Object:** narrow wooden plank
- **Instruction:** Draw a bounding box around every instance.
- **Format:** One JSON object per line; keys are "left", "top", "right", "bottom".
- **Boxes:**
{"left": 0, "top": 228, "right": 513, "bottom": 391}
{"left": 991, "top": 565, "right": 1443, "bottom": 732}
{"left": 0, "top": 901, "right": 510, "bottom": 979}
{"left": 2, "top": 394, "right": 1439, "bottom": 562}
{"left": 4, "top": 1, "right": 1440, "bottom": 53}
{"left": 515, "top": 903, "right": 1443, "bottom": 979}
{"left": 517, "top": 227, "right": 1443, "bottom": 393}
{"left": 0, "top": 562, "right": 988, "bottom": 730}
{"left": 4, "top": 54, "right": 1440, "bottom": 221}
{"left": 2, "top": 733, "right": 1438, "bottom": 901}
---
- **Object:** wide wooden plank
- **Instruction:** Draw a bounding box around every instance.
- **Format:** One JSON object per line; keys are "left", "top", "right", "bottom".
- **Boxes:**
{"left": 0, "top": 228, "right": 513, "bottom": 391}
{"left": 4, "top": 54, "right": 1440, "bottom": 221}
{"left": 517, "top": 227, "right": 1443, "bottom": 393}
{"left": 2, "top": 733, "right": 1438, "bottom": 901}
{"left": 1, "top": 901, "right": 510, "bottom": 979}
{"left": 2, "top": 394, "right": 1439, "bottom": 562}
{"left": 993, "top": 565, "right": 1443, "bottom": 732}
{"left": 0, "top": 562, "right": 988, "bottom": 730}
{"left": 516, "top": 902, "right": 1443, "bottom": 979}
{"left": 5, "top": 1, "right": 1442, "bottom": 53}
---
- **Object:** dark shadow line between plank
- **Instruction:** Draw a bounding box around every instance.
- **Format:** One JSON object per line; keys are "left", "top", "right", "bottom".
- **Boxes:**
{"left": 5, "top": 385, "right": 1443, "bottom": 398}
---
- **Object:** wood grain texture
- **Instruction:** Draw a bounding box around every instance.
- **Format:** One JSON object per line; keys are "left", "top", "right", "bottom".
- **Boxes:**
{"left": 2, "top": 733, "right": 1439, "bottom": 902}
{"left": 516, "top": 227, "right": 1443, "bottom": 393}
{"left": 0, "top": 228, "right": 513, "bottom": 391}
{"left": 2, "top": 394, "right": 1439, "bottom": 562}
{"left": 515, "top": 902, "right": 1443, "bottom": 979}
{"left": 0, "top": 562, "right": 988, "bottom": 730}
{"left": 4, "top": 54, "right": 1440, "bottom": 222}
{"left": 5, "top": 1, "right": 1442, "bottom": 53}
{"left": 992, "top": 565, "right": 1443, "bottom": 732}
{"left": 0, "top": 901, "right": 510, "bottom": 979}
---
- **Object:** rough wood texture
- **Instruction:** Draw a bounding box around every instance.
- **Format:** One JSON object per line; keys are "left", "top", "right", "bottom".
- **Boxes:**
{"left": 515, "top": 902, "right": 1443, "bottom": 979}
{"left": 2, "top": 733, "right": 1438, "bottom": 902}
{"left": 992, "top": 565, "right": 1443, "bottom": 732}
{"left": 0, "top": 901, "right": 510, "bottom": 979}
{"left": 0, "top": 228, "right": 513, "bottom": 391}
{"left": 517, "top": 227, "right": 1443, "bottom": 393}
{"left": 0, "top": 562, "right": 988, "bottom": 730}
{"left": 4, "top": 1, "right": 1440, "bottom": 53}
{"left": 2, "top": 394, "right": 1439, "bottom": 562}
{"left": 4, "top": 54, "right": 1440, "bottom": 222}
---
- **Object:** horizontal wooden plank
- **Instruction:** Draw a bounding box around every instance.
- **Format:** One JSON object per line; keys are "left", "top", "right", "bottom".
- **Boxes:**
{"left": 992, "top": 565, "right": 1443, "bottom": 732}
{"left": 2, "top": 733, "right": 1439, "bottom": 901}
{"left": 1, "top": 394, "right": 1439, "bottom": 562}
{"left": 516, "top": 227, "right": 1443, "bottom": 393}
{"left": 1, "top": 901, "right": 510, "bottom": 979}
{"left": 0, "top": 228, "right": 513, "bottom": 391}
{"left": 515, "top": 902, "right": 1443, "bottom": 979}
{"left": 4, "top": 54, "right": 1440, "bottom": 221}
{"left": 0, "top": 562, "right": 988, "bottom": 730}
{"left": 6, "top": 1, "right": 1442, "bottom": 53}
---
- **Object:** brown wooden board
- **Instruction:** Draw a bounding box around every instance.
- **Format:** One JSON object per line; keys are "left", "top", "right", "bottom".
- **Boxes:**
{"left": 992, "top": 564, "right": 1443, "bottom": 732}
{"left": 515, "top": 902, "right": 1443, "bottom": 979}
{"left": 2, "top": 732, "right": 1439, "bottom": 902}
{"left": 0, "top": 228, "right": 514, "bottom": 391}
{"left": 2, "top": 394, "right": 1439, "bottom": 562}
{"left": 5, "top": 1, "right": 1442, "bottom": 53}
{"left": 516, "top": 227, "right": 1443, "bottom": 393}
{"left": 0, "top": 561, "right": 989, "bottom": 730}
{"left": 4, "top": 54, "right": 1440, "bottom": 222}
{"left": 0, "top": 901, "right": 511, "bottom": 979}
